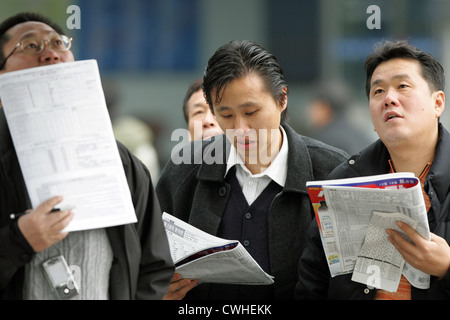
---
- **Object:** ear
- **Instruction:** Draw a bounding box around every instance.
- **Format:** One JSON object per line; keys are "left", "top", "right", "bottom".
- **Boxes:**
{"left": 433, "top": 90, "right": 445, "bottom": 118}
{"left": 279, "top": 87, "right": 288, "bottom": 112}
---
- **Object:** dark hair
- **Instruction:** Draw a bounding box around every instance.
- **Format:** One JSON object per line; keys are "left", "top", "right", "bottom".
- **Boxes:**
{"left": 182, "top": 78, "right": 203, "bottom": 124}
{"left": 364, "top": 40, "right": 445, "bottom": 98}
{"left": 0, "top": 12, "right": 65, "bottom": 69}
{"left": 203, "top": 40, "right": 288, "bottom": 123}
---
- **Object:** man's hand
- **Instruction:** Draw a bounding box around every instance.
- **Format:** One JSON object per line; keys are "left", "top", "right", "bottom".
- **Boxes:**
{"left": 17, "top": 196, "right": 74, "bottom": 252}
{"left": 387, "top": 221, "right": 450, "bottom": 278}
{"left": 163, "top": 273, "right": 198, "bottom": 300}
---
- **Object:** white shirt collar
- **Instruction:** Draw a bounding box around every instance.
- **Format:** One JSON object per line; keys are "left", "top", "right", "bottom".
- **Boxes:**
{"left": 225, "top": 126, "right": 288, "bottom": 187}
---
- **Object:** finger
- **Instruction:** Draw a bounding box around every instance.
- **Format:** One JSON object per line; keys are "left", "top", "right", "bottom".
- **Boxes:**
{"left": 34, "top": 196, "right": 64, "bottom": 215}
{"left": 164, "top": 279, "right": 187, "bottom": 300}
{"left": 170, "top": 273, "right": 182, "bottom": 283}
{"left": 47, "top": 208, "right": 73, "bottom": 223}
{"left": 429, "top": 232, "right": 446, "bottom": 245}
{"left": 386, "top": 228, "right": 416, "bottom": 255}
{"left": 164, "top": 278, "right": 198, "bottom": 300}
{"left": 52, "top": 230, "right": 70, "bottom": 243}
{"left": 395, "top": 220, "right": 428, "bottom": 247}
{"left": 49, "top": 210, "right": 74, "bottom": 232}
{"left": 169, "top": 277, "right": 192, "bottom": 292}
{"left": 174, "top": 279, "right": 198, "bottom": 298}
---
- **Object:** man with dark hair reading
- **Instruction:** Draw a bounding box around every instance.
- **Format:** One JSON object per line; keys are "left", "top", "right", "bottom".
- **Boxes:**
{"left": 158, "top": 40, "right": 348, "bottom": 300}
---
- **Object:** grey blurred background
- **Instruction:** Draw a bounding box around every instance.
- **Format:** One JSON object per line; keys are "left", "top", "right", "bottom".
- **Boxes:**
{"left": 2, "top": 0, "right": 449, "bottom": 181}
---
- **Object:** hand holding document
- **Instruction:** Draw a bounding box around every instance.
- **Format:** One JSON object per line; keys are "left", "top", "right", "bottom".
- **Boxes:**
{"left": 162, "top": 212, "right": 274, "bottom": 285}
{"left": 0, "top": 60, "right": 137, "bottom": 232}
{"left": 306, "top": 173, "right": 430, "bottom": 292}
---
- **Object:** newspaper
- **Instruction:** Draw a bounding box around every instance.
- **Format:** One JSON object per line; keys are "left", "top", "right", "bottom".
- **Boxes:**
{"left": 0, "top": 60, "right": 137, "bottom": 231}
{"left": 306, "top": 172, "right": 430, "bottom": 292}
{"left": 162, "top": 212, "right": 274, "bottom": 285}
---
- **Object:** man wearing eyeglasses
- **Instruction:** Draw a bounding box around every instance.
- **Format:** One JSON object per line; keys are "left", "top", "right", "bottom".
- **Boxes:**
{"left": 0, "top": 12, "right": 174, "bottom": 300}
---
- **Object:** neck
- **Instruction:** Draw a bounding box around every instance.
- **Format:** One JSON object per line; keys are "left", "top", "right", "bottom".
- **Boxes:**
{"left": 386, "top": 137, "right": 437, "bottom": 177}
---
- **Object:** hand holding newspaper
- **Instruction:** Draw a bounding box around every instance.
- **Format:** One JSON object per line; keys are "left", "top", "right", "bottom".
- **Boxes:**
{"left": 0, "top": 60, "right": 137, "bottom": 231}
{"left": 306, "top": 172, "right": 431, "bottom": 292}
{"left": 162, "top": 212, "right": 274, "bottom": 285}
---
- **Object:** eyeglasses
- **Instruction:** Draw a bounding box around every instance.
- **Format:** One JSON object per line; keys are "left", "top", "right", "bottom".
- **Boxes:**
{"left": 0, "top": 35, "right": 72, "bottom": 69}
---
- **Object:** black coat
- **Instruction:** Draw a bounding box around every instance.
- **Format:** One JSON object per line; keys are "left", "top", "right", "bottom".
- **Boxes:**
{"left": 295, "top": 123, "right": 450, "bottom": 299}
{"left": 156, "top": 124, "right": 349, "bottom": 299}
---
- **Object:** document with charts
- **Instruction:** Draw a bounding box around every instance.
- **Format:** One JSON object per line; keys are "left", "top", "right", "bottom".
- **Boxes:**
{"left": 306, "top": 172, "right": 430, "bottom": 292}
{"left": 0, "top": 60, "right": 137, "bottom": 232}
{"left": 162, "top": 212, "right": 274, "bottom": 285}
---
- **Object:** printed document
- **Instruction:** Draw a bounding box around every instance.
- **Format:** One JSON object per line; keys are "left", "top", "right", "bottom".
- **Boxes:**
{"left": 307, "top": 173, "right": 430, "bottom": 292}
{"left": 162, "top": 212, "right": 274, "bottom": 285}
{"left": 0, "top": 60, "right": 137, "bottom": 231}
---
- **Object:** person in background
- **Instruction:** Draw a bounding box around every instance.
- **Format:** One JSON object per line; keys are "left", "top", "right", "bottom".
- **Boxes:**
{"left": 182, "top": 78, "right": 223, "bottom": 141}
{"left": 296, "top": 40, "right": 450, "bottom": 300}
{"left": 306, "top": 79, "right": 373, "bottom": 155}
{"left": 159, "top": 79, "right": 224, "bottom": 299}
{"left": 0, "top": 12, "right": 174, "bottom": 300}
{"left": 103, "top": 79, "right": 161, "bottom": 183}
{"left": 158, "top": 40, "right": 348, "bottom": 300}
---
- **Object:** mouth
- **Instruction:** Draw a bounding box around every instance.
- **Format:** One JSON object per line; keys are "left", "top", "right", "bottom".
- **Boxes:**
{"left": 202, "top": 128, "right": 222, "bottom": 140}
{"left": 384, "top": 111, "right": 402, "bottom": 122}
{"left": 236, "top": 138, "right": 256, "bottom": 149}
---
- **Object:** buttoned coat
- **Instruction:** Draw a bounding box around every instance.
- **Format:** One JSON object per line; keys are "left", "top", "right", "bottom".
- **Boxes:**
{"left": 156, "top": 124, "right": 348, "bottom": 299}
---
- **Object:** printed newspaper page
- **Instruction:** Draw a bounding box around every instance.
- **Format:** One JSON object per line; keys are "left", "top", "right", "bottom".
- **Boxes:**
{"left": 162, "top": 212, "right": 274, "bottom": 285}
{"left": 306, "top": 173, "right": 431, "bottom": 292}
{"left": 0, "top": 60, "right": 137, "bottom": 231}
{"left": 351, "top": 212, "right": 418, "bottom": 292}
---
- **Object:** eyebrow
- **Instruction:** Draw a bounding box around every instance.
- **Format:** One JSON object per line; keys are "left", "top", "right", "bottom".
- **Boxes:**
{"left": 192, "top": 102, "right": 208, "bottom": 108}
{"left": 371, "top": 74, "right": 412, "bottom": 88}
{"left": 17, "top": 30, "right": 58, "bottom": 42}
{"left": 190, "top": 103, "right": 208, "bottom": 113}
{"left": 216, "top": 101, "right": 257, "bottom": 112}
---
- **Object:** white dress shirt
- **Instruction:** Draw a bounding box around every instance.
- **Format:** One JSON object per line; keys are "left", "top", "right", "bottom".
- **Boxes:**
{"left": 225, "top": 126, "right": 288, "bottom": 205}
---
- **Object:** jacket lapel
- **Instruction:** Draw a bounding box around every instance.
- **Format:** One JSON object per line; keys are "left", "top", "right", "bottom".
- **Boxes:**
{"left": 282, "top": 124, "right": 314, "bottom": 195}
{"left": 427, "top": 124, "right": 450, "bottom": 225}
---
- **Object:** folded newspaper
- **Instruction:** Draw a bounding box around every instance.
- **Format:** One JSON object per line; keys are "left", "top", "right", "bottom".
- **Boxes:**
{"left": 162, "top": 212, "right": 274, "bottom": 285}
{"left": 306, "top": 172, "right": 431, "bottom": 292}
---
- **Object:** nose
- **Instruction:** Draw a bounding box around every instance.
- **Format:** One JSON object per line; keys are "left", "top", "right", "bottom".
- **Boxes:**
{"left": 234, "top": 116, "right": 251, "bottom": 132}
{"left": 384, "top": 89, "right": 399, "bottom": 107}
{"left": 39, "top": 48, "right": 61, "bottom": 64}
{"left": 203, "top": 110, "right": 218, "bottom": 128}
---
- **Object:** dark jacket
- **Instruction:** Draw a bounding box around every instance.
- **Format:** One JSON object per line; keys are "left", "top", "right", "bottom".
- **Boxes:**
{"left": 0, "top": 109, "right": 174, "bottom": 299}
{"left": 295, "top": 123, "right": 450, "bottom": 300}
{"left": 156, "top": 124, "right": 349, "bottom": 299}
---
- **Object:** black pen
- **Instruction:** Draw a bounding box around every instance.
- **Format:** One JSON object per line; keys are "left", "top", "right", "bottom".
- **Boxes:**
{"left": 10, "top": 207, "right": 62, "bottom": 220}
{"left": 9, "top": 211, "right": 27, "bottom": 220}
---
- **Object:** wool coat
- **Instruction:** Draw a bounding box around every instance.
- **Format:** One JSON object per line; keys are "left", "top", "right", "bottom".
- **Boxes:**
{"left": 156, "top": 124, "right": 348, "bottom": 299}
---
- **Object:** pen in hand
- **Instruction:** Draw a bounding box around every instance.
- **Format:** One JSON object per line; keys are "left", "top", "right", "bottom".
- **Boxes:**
{"left": 10, "top": 207, "right": 62, "bottom": 220}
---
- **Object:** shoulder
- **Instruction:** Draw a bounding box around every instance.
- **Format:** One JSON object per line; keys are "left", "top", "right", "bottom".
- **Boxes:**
{"left": 328, "top": 139, "right": 389, "bottom": 179}
{"left": 284, "top": 124, "right": 349, "bottom": 166}
{"left": 157, "top": 135, "right": 227, "bottom": 192}
{"left": 116, "top": 140, "right": 153, "bottom": 189}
